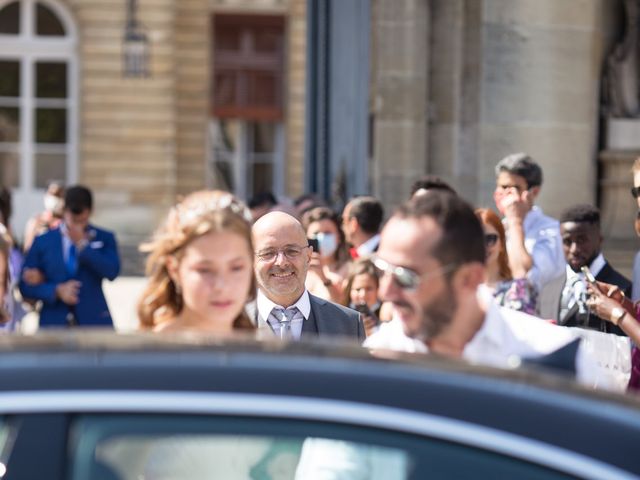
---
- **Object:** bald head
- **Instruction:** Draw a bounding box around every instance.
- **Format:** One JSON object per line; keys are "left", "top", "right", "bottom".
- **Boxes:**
{"left": 252, "top": 211, "right": 311, "bottom": 306}
{"left": 253, "top": 211, "right": 307, "bottom": 245}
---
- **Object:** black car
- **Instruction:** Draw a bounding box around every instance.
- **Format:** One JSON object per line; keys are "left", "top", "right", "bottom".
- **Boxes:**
{"left": 0, "top": 332, "right": 638, "bottom": 480}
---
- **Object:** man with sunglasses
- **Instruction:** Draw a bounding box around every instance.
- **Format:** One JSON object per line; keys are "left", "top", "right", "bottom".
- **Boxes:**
{"left": 251, "top": 211, "right": 364, "bottom": 341}
{"left": 19, "top": 185, "right": 120, "bottom": 328}
{"left": 365, "top": 191, "right": 613, "bottom": 389}
{"left": 545, "top": 204, "right": 631, "bottom": 335}
{"left": 493, "top": 153, "right": 565, "bottom": 314}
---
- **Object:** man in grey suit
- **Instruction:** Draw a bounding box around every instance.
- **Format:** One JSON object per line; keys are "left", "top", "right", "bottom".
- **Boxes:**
{"left": 252, "top": 211, "right": 365, "bottom": 341}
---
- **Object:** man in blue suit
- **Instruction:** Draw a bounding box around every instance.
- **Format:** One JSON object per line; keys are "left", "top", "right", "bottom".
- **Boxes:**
{"left": 19, "top": 185, "right": 120, "bottom": 327}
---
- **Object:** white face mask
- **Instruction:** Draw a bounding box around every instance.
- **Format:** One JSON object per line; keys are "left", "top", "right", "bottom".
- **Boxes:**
{"left": 316, "top": 232, "right": 338, "bottom": 258}
{"left": 44, "top": 194, "right": 63, "bottom": 213}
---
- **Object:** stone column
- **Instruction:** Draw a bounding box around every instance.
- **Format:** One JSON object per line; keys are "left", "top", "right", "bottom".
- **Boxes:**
{"left": 428, "top": 0, "right": 482, "bottom": 201}
{"left": 372, "top": 0, "right": 429, "bottom": 207}
{"left": 477, "top": 0, "right": 613, "bottom": 215}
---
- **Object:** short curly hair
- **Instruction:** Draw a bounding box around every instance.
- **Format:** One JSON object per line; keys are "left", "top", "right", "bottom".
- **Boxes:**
{"left": 559, "top": 204, "right": 600, "bottom": 226}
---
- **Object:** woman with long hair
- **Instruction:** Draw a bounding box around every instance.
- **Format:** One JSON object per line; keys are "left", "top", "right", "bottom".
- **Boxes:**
{"left": 138, "top": 190, "right": 256, "bottom": 333}
{"left": 302, "top": 206, "right": 351, "bottom": 303}
{"left": 475, "top": 208, "right": 537, "bottom": 315}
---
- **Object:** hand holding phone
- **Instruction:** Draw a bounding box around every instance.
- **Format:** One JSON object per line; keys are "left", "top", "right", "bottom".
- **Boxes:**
{"left": 581, "top": 266, "right": 596, "bottom": 284}
{"left": 354, "top": 303, "right": 371, "bottom": 316}
{"left": 308, "top": 237, "right": 319, "bottom": 253}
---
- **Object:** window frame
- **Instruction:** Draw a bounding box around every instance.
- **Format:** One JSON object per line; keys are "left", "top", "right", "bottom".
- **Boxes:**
{"left": 0, "top": 0, "right": 78, "bottom": 191}
{"left": 211, "top": 13, "right": 285, "bottom": 121}
{"left": 208, "top": 117, "right": 284, "bottom": 201}
{"left": 0, "top": 390, "right": 630, "bottom": 479}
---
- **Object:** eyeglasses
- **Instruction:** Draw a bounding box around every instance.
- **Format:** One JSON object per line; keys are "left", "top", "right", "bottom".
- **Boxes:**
{"left": 496, "top": 184, "right": 529, "bottom": 194}
{"left": 631, "top": 186, "right": 640, "bottom": 199}
{"left": 484, "top": 234, "right": 499, "bottom": 247}
{"left": 255, "top": 245, "right": 309, "bottom": 262}
{"left": 371, "top": 255, "right": 457, "bottom": 291}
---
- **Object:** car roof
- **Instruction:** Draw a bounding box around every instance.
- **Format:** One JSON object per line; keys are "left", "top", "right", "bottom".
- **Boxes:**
{"left": 0, "top": 329, "right": 632, "bottom": 398}
{"left": 0, "top": 331, "right": 639, "bottom": 476}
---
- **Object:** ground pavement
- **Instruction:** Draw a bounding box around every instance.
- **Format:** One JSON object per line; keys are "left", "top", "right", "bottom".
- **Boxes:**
{"left": 21, "top": 276, "right": 146, "bottom": 334}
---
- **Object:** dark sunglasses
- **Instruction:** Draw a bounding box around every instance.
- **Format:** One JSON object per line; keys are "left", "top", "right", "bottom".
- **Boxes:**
{"left": 484, "top": 234, "right": 499, "bottom": 247}
{"left": 631, "top": 186, "right": 640, "bottom": 199}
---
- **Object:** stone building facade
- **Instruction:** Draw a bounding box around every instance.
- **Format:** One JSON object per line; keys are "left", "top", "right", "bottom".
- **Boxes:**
{"left": 0, "top": 0, "right": 634, "bottom": 273}
{"left": 0, "top": 0, "right": 307, "bottom": 261}
{"left": 371, "top": 0, "right": 624, "bottom": 217}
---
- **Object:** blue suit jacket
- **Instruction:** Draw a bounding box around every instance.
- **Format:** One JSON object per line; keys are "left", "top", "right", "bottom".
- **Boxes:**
{"left": 19, "top": 225, "right": 120, "bottom": 327}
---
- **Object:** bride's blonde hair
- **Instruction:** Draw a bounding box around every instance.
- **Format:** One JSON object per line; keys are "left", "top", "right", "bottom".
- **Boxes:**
{"left": 137, "top": 190, "right": 255, "bottom": 330}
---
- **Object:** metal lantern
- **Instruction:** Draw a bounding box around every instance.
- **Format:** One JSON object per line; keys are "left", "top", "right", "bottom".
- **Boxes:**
{"left": 122, "top": 0, "right": 150, "bottom": 78}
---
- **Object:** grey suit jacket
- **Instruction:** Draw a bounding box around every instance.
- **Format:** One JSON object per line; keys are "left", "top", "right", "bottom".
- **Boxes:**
{"left": 249, "top": 292, "right": 365, "bottom": 343}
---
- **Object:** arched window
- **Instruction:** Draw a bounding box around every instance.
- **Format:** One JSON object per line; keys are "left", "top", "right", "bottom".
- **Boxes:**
{"left": 0, "top": 0, "right": 77, "bottom": 198}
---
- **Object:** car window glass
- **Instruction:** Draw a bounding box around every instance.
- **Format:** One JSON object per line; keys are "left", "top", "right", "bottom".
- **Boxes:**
{"left": 69, "top": 415, "right": 577, "bottom": 480}
{"left": 0, "top": 418, "right": 14, "bottom": 476}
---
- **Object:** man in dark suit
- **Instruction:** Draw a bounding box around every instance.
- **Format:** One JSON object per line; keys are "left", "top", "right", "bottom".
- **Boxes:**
{"left": 549, "top": 204, "right": 631, "bottom": 335}
{"left": 252, "top": 211, "right": 364, "bottom": 341}
{"left": 19, "top": 185, "right": 120, "bottom": 327}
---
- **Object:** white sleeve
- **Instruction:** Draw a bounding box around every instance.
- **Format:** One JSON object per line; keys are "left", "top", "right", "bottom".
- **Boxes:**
{"left": 526, "top": 224, "right": 565, "bottom": 289}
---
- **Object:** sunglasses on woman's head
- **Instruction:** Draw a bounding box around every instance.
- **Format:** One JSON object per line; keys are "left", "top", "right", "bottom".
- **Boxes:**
{"left": 631, "top": 186, "right": 640, "bottom": 199}
{"left": 484, "top": 234, "right": 498, "bottom": 247}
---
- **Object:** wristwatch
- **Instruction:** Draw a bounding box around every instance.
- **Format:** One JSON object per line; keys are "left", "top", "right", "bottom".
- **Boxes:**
{"left": 611, "top": 307, "right": 626, "bottom": 326}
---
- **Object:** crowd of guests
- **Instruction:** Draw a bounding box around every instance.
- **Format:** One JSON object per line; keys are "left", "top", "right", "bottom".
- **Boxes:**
{"left": 2, "top": 152, "right": 640, "bottom": 394}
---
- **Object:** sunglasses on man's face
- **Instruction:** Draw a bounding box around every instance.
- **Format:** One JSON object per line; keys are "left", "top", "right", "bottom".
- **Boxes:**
{"left": 484, "top": 234, "right": 499, "bottom": 247}
{"left": 631, "top": 186, "right": 640, "bottom": 199}
{"left": 371, "top": 255, "right": 457, "bottom": 291}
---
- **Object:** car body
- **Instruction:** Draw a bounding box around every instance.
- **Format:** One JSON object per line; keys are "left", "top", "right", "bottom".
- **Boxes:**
{"left": 0, "top": 331, "right": 638, "bottom": 479}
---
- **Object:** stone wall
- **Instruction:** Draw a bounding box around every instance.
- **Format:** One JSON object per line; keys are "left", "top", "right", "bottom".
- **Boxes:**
{"left": 66, "top": 0, "right": 177, "bottom": 243}
{"left": 477, "top": 0, "right": 616, "bottom": 216}
{"left": 371, "top": 0, "right": 429, "bottom": 207}
{"left": 286, "top": 0, "right": 307, "bottom": 198}
{"left": 428, "top": 0, "right": 481, "bottom": 202}
{"left": 416, "top": 0, "right": 622, "bottom": 218}
{"left": 61, "top": 0, "right": 304, "bottom": 256}
{"left": 175, "top": 0, "right": 210, "bottom": 197}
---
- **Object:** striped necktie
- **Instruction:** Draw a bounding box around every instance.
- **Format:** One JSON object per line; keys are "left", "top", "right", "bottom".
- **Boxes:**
{"left": 271, "top": 306, "right": 299, "bottom": 340}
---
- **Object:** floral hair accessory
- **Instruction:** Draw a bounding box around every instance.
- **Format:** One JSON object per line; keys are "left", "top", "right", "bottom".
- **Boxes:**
{"left": 176, "top": 193, "right": 253, "bottom": 225}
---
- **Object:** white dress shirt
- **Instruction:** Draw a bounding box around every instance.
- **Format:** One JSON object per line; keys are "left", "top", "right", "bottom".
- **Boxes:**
{"left": 256, "top": 289, "right": 311, "bottom": 340}
{"left": 356, "top": 233, "right": 380, "bottom": 257}
{"left": 560, "top": 253, "right": 606, "bottom": 319}
{"left": 365, "top": 287, "right": 620, "bottom": 391}
{"left": 506, "top": 206, "right": 565, "bottom": 290}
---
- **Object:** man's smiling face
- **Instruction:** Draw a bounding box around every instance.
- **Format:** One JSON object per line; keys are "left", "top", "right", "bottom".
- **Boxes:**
{"left": 253, "top": 212, "right": 311, "bottom": 307}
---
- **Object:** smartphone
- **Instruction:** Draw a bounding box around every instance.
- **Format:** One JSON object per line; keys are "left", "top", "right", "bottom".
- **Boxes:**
{"left": 353, "top": 303, "right": 372, "bottom": 316}
{"left": 354, "top": 303, "right": 380, "bottom": 327}
{"left": 581, "top": 265, "right": 596, "bottom": 284}
{"left": 308, "top": 237, "right": 319, "bottom": 252}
